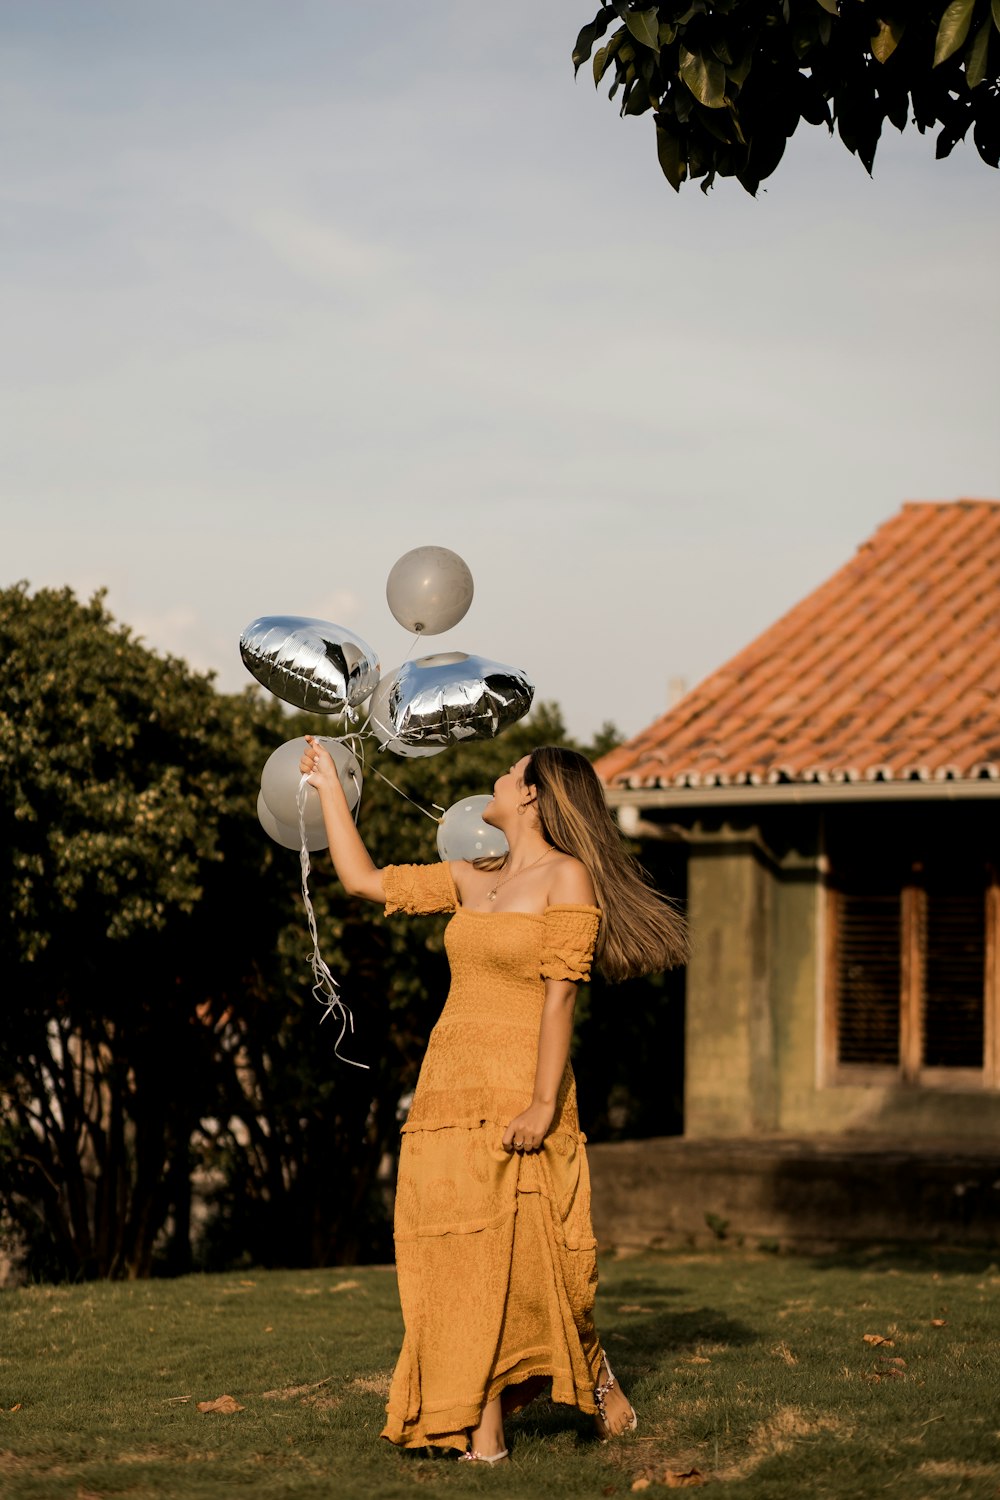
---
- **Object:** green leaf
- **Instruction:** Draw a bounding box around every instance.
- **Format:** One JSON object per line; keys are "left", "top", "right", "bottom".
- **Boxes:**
{"left": 655, "top": 117, "right": 687, "bottom": 191}
{"left": 593, "top": 28, "right": 625, "bottom": 85}
{"left": 871, "top": 17, "right": 905, "bottom": 63}
{"left": 673, "top": 84, "right": 694, "bottom": 123}
{"left": 625, "top": 7, "right": 660, "bottom": 51}
{"left": 679, "top": 43, "right": 727, "bottom": 106}
{"left": 695, "top": 102, "right": 738, "bottom": 143}
{"left": 973, "top": 113, "right": 1000, "bottom": 166}
{"left": 815, "top": 0, "right": 839, "bottom": 13}
{"left": 993, "top": 0, "right": 1000, "bottom": 32}
{"left": 573, "top": 9, "right": 618, "bottom": 75}
{"left": 623, "top": 82, "right": 655, "bottom": 114}
{"left": 966, "top": 17, "right": 991, "bottom": 84}
{"left": 934, "top": 0, "right": 976, "bottom": 65}
{"left": 726, "top": 49, "right": 753, "bottom": 86}
{"left": 710, "top": 33, "right": 735, "bottom": 66}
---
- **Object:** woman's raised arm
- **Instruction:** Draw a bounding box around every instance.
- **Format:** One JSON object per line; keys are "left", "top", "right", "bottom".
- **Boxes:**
{"left": 299, "top": 735, "right": 385, "bottom": 903}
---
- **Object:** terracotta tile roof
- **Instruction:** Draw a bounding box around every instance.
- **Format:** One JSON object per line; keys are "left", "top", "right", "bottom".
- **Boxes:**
{"left": 597, "top": 501, "right": 1000, "bottom": 792}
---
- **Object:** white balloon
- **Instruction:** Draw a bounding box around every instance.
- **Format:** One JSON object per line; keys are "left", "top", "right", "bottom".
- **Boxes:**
{"left": 368, "top": 666, "right": 448, "bottom": 759}
{"left": 256, "top": 791, "right": 329, "bottom": 852}
{"left": 260, "top": 736, "right": 362, "bottom": 827}
{"left": 386, "top": 546, "right": 474, "bottom": 635}
{"left": 436, "top": 794, "right": 509, "bottom": 862}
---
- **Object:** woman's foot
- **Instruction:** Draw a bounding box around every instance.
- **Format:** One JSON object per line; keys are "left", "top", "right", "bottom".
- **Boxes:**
{"left": 593, "top": 1354, "right": 638, "bottom": 1441}
{"left": 465, "top": 1394, "right": 508, "bottom": 1461}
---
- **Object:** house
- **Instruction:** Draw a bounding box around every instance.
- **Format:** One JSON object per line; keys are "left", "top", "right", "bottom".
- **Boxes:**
{"left": 589, "top": 500, "right": 1000, "bottom": 1249}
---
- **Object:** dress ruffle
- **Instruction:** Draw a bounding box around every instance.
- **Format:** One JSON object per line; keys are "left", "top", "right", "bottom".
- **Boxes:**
{"left": 382, "top": 861, "right": 458, "bottom": 916}
{"left": 540, "top": 906, "right": 601, "bottom": 982}
{"left": 382, "top": 1124, "right": 601, "bottom": 1451}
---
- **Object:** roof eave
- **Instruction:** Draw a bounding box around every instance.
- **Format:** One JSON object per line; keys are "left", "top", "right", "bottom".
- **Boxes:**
{"left": 603, "top": 777, "right": 1000, "bottom": 809}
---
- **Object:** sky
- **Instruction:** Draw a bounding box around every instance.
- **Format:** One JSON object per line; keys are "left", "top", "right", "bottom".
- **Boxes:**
{"left": 4, "top": 1, "right": 998, "bottom": 744}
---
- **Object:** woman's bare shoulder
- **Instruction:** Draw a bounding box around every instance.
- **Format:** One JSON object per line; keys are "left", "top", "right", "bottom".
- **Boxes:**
{"left": 546, "top": 854, "right": 597, "bottom": 907}
{"left": 448, "top": 859, "right": 476, "bottom": 901}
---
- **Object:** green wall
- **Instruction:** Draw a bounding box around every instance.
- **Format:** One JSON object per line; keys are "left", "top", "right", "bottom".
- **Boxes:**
{"left": 677, "top": 806, "right": 1000, "bottom": 1143}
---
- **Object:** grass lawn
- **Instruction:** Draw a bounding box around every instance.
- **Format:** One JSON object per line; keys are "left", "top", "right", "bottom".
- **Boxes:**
{"left": 1, "top": 1246, "right": 999, "bottom": 1500}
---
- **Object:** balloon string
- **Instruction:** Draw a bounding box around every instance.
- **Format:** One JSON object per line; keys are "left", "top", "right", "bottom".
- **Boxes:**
{"left": 363, "top": 759, "right": 445, "bottom": 823}
{"left": 293, "top": 728, "right": 440, "bottom": 1057}
{"left": 296, "top": 774, "right": 368, "bottom": 1069}
{"left": 335, "top": 732, "right": 368, "bottom": 825}
{"left": 335, "top": 718, "right": 445, "bottom": 824}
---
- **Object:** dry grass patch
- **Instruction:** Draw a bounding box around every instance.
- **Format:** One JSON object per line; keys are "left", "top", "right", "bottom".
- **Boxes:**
{"left": 749, "top": 1404, "right": 851, "bottom": 1456}
{"left": 350, "top": 1373, "right": 391, "bottom": 1396}
{"left": 917, "top": 1459, "right": 1000, "bottom": 1479}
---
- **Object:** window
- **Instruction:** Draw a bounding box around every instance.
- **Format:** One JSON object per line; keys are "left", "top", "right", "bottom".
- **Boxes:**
{"left": 826, "top": 867, "right": 999, "bottom": 1088}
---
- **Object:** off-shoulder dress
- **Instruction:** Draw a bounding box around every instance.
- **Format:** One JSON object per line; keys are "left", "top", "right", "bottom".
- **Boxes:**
{"left": 379, "top": 861, "right": 604, "bottom": 1453}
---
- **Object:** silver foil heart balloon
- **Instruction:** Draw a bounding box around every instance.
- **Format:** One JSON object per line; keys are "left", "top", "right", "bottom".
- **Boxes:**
{"left": 239, "top": 615, "right": 380, "bottom": 713}
{"left": 374, "top": 651, "right": 534, "bottom": 752}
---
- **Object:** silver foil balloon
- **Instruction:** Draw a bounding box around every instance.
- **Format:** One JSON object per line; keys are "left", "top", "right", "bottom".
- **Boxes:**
{"left": 377, "top": 651, "right": 534, "bottom": 751}
{"left": 367, "top": 660, "right": 453, "bottom": 758}
{"left": 240, "top": 616, "right": 380, "bottom": 713}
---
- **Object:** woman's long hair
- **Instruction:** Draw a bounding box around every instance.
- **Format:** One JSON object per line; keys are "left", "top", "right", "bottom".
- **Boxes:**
{"left": 524, "top": 745, "right": 690, "bottom": 983}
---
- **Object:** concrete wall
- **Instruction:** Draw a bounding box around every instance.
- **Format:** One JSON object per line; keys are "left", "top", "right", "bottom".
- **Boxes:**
{"left": 587, "top": 1135, "right": 1000, "bottom": 1252}
{"left": 679, "top": 808, "right": 1000, "bottom": 1144}
{"left": 683, "top": 837, "right": 773, "bottom": 1136}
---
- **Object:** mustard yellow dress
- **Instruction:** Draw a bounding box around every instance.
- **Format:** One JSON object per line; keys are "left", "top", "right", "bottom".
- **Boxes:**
{"left": 379, "top": 862, "right": 604, "bottom": 1452}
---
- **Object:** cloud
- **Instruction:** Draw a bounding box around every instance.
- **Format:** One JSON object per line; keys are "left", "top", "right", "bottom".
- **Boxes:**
{"left": 242, "top": 208, "right": 402, "bottom": 288}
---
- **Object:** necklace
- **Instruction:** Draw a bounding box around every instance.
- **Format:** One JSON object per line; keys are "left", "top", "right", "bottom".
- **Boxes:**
{"left": 487, "top": 848, "right": 555, "bottom": 902}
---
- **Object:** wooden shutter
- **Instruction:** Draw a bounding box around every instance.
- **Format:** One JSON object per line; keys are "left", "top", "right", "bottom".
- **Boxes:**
{"left": 835, "top": 894, "right": 901, "bottom": 1066}
{"left": 923, "top": 892, "right": 985, "bottom": 1069}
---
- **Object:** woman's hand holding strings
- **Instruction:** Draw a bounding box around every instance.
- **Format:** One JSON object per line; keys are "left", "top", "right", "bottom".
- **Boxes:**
{"left": 299, "top": 735, "right": 384, "bottom": 903}
{"left": 300, "top": 736, "right": 345, "bottom": 799}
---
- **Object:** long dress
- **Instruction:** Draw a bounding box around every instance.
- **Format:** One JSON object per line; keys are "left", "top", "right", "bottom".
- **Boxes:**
{"left": 378, "top": 862, "right": 604, "bottom": 1453}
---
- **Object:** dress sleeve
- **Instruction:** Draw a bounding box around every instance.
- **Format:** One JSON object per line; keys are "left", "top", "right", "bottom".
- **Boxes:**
{"left": 382, "top": 863, "right": 458, "bottom": 916}
{"left": 540, "top": 906, "right": 601, "bottom": 983}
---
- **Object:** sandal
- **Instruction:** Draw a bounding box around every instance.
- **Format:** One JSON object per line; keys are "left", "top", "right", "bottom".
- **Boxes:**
{"left": 459, "top": 1447, "right": 509, "bottom": 1464}
{"left": 593, "top": 1353, "right": 638, "bottom": 1442}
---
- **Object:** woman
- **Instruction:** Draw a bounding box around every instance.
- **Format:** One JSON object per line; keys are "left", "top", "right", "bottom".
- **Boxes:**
{"left": 300, "top": 737, "right": 689, "bottom": 1463}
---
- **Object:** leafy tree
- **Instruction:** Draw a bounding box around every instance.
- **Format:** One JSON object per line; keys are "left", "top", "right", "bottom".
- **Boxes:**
{"left": 573, "top": 0, "right": 1000, "bottom": 194}
{"left": 588, "top": 719, "right": 626, "bottom": 759}
{"left": 0, "top": 582, "right": 291, "bottom": 1278}
{"left": 1, "top": 580, "right": 631, "bottom": 1280}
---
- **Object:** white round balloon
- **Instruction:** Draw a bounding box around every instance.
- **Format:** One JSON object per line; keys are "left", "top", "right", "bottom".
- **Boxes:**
{"left": 436, "top": 794, "right": 510, "bottom": 862}
{"left": 386, "top": 546, "right": 474, "bottom": 635}
{"left": 260, "top": 736, "right": 362, "bottom": 827}
{"left": 256, "top": 791, "right": 329, "bottom": 852}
